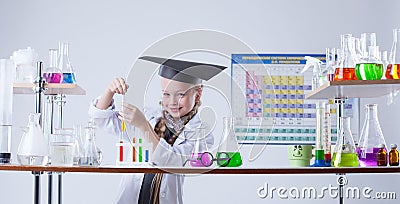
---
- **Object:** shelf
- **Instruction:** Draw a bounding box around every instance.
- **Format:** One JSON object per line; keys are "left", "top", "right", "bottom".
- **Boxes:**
{"left": 13, "top": 83, "right": 86, "bottom": 95}
{"left": 0, "top": 165, "right": 399, "bottom": 174}
{"left": 306, "top": 79, "right": 400, "bottom": 99}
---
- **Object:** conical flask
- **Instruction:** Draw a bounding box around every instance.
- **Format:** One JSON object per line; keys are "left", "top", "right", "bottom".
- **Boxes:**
{"left": 189, "top": 127, "right": 213, "bottom": 167}
{"left": 331, "top": 117, "right": 359, "bottom": 167}
{"left": 17, "top": 113, "right": 49, "bottom": 166}
{"left": 216, "top": 117, "right": 242, "bottom": 167}
{"left": 58, "top": 42, "right": 77, "bottom": 84}
{"left": 79, "top": 123, "right": 102, "bottom": 167}
{"left": 357, "top": 104, "right": 386, "bottom": 167}
{"left": 43, "top": 49, "right": 63, "bottom": 83}
{"left": 385, "top": 28, "right": 400, "bottom": 79}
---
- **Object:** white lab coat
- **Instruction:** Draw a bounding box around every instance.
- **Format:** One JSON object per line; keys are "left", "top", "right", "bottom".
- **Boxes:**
{"left": 88, "top": 98, "right": 214, "bottom": 204}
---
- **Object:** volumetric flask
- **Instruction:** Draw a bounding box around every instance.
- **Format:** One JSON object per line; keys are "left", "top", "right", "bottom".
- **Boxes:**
{"left": 188, "top": 127, "right": 213, "bottom": 167}
{"left": 216, "top": 117, "right": 242, "bottom": 167}
{"left": 357, "top": 104, "right": 386, "bottom": 166}
{"left": 17, "top": 113, "right": 49, "bottom": 166}
{"left": 331, "top": 117, "right": 359, "bottom": 167}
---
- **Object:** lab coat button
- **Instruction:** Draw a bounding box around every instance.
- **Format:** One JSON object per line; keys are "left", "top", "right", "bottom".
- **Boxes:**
{"left": 160, "top": 192, "right": 166, "bottom": 197}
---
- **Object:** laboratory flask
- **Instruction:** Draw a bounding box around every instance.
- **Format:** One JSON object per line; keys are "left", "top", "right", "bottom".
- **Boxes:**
{"left": 0, "top": 59, "right": 14, "bottom": 164}
{"left": 50, "top": 129, "right": 75, "bottom": 166}
{"left": 334, "top": 34, "right": 357, "bottom": 81}
{"left": 216, "top": 117, "right": 242, "bottom": 167}
{"left": 331, "top": 117, "right": 359, "bottom": 167}
{"left": 357, "top": 104, "right": 386, "bottom": 167}
{"left": 79, "top": 125, "right": 102, "bottom": 167}
{"left": 17, "top": 113, "right": 49, "bottom": 166}
{"left": 355, "top": 33, "right": 384, "bottom": 80}
{"left": 43, "top": 49, "right": 63, "bottom": 83}
{"left": 385, "top": 29, "right": 400, "bottom": 79}
{"left": 188, "top": 127, "right": 213, "bottom": 167}
{"left": 58, "top": 42, "right": 76, "bottom": 84}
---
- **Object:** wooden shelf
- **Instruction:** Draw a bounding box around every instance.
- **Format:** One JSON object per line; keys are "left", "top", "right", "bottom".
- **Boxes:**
{"left": 0, "top": 165, "right": 399, "bottom": 174}
{"left": 13, "top": 83, "right": 86, "bottom": 95}
{"left": 306, "top": 79, "right": 400, "bottom": 99}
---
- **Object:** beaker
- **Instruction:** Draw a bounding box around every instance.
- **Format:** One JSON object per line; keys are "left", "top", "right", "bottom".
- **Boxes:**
{"left": 17, "top": 113, "right": 49, "bottom": 166}
{"left": 58, "top": 42, "right": 76, "bottom": 84}
{"left": 216, "top": 117, "right": 242, "bottom": 167}
{"left": 0, "top": 59, "right": 14, "bottom": 164}
{"left": 357, "top": 104, "right": 386, "bottom": 167}
{"left": 385, "top": 29, "right": 400, "bottom": 79}
{"left": 49, "top": 129, "right": 74, "bottom": 166}
{"left": 331, "top": 117, "right": 359, "bottom": 167}
{"left": 12, "top": 47, "right": 37, "bottom": 83}
{"left": 79, "top": 126, "right": 102, "bottom": 167}
{"left": 334, "top": 34, "right": 357, "bottom": 81}
{"left": 189, "top": 127, "right": 213, "bottom": 167}
{"left": 43, "top": 49, "right": 63, "bottom": 83}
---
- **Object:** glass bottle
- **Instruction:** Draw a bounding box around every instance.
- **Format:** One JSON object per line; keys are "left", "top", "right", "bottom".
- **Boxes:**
{"left": 334, "top": 34, "right": 357, "bottom": 81}
{"left": 58, "top": 42, "right": 77, "bottom": 84}
{"left": 385, "top": 28, "right": 400, "bottom": 79}
{"left": 331, "top": 117, "right": 359, "bottom": 167}
{"left": 216, "top": 117, "right": 242, "bottom": 167}
{"left": 357, "top": 104, "right": 387, "bottom": 166}
{"left": 0, "top": 59, "right": 14, "bottom": 164}
{"left": 189, "top": 127, "right": 213, "bottom": 167}
{"left": 376, "top": 144, "right": 388, "bottom": 166}
{"left": 389, "top": 144, "right": 399, "bottom": 166}
{"left": 43, "top": 49, "right": 63, "bottom": 83}
{"left": 79, "top": 124, "right": 102, "bottom": 167}
{"left": 17, "top": 113, "right": 49, "bottom": 166}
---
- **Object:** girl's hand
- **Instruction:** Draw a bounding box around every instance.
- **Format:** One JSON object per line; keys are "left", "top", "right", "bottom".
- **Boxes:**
{"left": 108, "top": 77, "right": 129, "bottom": 95}
{"left": 119, "top": 102, "right": 149, "bottom": 130}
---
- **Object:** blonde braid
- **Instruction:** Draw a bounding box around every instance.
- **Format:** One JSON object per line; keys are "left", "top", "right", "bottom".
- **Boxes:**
{"left": 150, "top": 100, "right": 201, "bottom": 204}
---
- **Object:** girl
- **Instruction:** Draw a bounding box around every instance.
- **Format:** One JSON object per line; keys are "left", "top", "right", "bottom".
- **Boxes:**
{"left": 89, "top": 56, "right": 226, "bottom": 204}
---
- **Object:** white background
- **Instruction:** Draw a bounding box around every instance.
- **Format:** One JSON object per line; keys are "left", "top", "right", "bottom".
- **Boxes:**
{"left": 1, "top": 0, "right": 400, "bottom": 203}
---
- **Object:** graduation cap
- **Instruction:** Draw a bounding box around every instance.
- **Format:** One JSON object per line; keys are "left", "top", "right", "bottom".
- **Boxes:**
{"left": 139, "top": 56, "right": 227, "bottom": 84}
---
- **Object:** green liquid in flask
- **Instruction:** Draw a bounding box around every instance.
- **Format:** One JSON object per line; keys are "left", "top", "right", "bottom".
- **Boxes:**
{"left": 331, "top": 153, "right": 359, "bottom": 167}
{"left": 216, "top": 152, "right": 242, "bottom": 167}
{"left": 355, "top": 63, "right": 384, "bottom": 80}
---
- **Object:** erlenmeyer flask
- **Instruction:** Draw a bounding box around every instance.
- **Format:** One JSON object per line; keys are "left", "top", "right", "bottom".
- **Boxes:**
{"left": 17, "top": 113, "right": 49, "bottom": 166}
{"left": 58, "top": 42, "right": 77, "bottom": 84}
{"left": 216, "top": 117, "right": 242, "bottom": 167}
{"left": 334, "top": 34, "right": 358, "bottom": 81}
{"left": 357, "top": 104, "right": 386, "bottom": 167}
{"left": 79, "top": 125, "right": 102, "bottom": 167}
{"left": 331, "top": 117, "right": 359, "bottom": 167}
{"left": 43, "top": 49, "right": 63, "bottom": 83}
{"left": 189, "top": 127, "right": 213, "bottom": 167}
{"left": 385, "top": 28, "right": 400, "bottom": 79}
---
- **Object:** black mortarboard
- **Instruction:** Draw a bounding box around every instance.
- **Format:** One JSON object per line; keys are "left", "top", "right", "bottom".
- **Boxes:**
{"left": 139, "top": 56, "right": 227, "bottom": 84}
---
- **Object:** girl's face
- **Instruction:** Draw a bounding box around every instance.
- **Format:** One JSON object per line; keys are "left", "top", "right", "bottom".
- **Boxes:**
{"left": 161, "top": 77, "right": 202, "bottom": 119}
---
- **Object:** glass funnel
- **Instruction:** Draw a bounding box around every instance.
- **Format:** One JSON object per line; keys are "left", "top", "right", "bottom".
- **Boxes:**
{"left": 331, "top": 117, "right": 359, "bottom": 167}
{"left": 357, "top": 104, "right": 386, "bottom": 167}
{"left": 216, "top": 117, "right": 242, "bottom": 167}
{"left": 17, "top": 113, "right": 49, "bottom": 166}
{"left": 385, "top": 28, "right": 400, "bottom": 79}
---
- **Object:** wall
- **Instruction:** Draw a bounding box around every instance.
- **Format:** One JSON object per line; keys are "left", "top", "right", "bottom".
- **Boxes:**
{"left": 1, "top": 0, "right": 399, "bottom": 203}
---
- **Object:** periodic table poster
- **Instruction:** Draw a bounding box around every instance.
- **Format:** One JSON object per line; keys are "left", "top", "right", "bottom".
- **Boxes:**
{"left": 231, "top": 54, "right": 359, "bottom": 145}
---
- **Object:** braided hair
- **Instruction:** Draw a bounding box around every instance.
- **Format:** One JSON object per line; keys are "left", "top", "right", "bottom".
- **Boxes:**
{"left": 150, "top": 87, "right": 202, "bottom": 204}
